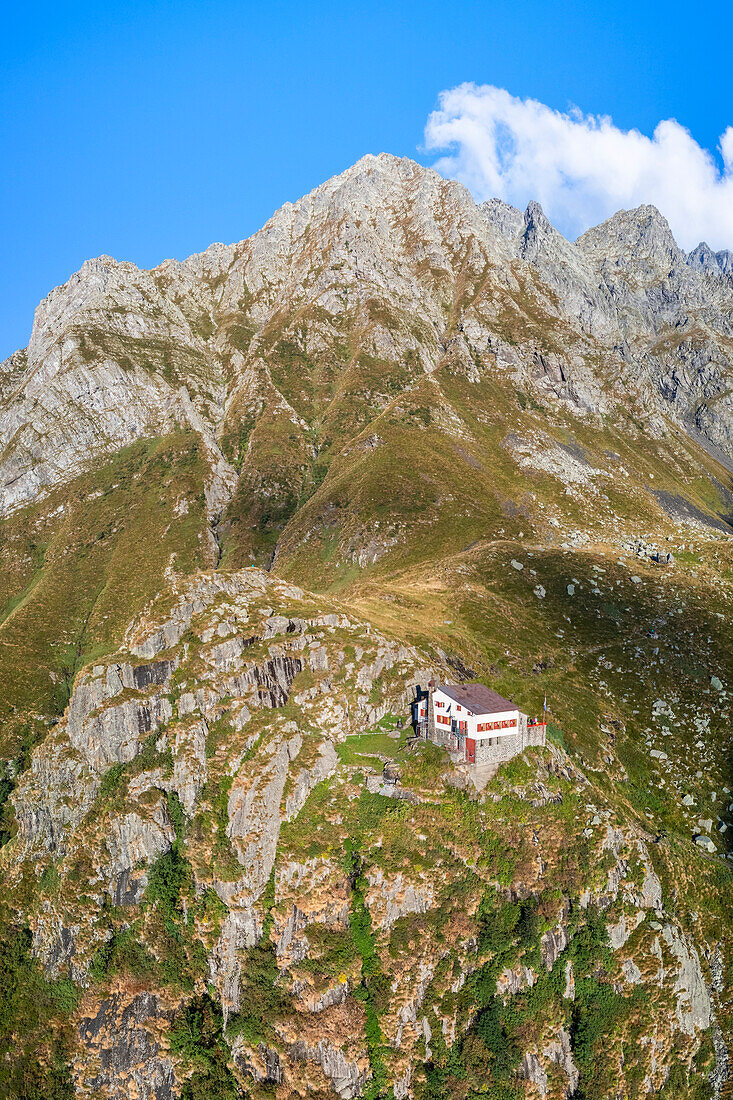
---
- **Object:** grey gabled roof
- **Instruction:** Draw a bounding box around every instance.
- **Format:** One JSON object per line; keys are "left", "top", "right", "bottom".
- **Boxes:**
{"left": 436, "top": 683, "right": 518, "bottom": 716}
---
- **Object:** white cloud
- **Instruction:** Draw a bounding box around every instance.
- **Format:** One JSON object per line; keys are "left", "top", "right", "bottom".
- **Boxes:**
{"left": 424, "top": 84, "right": 733, "bottom": 252}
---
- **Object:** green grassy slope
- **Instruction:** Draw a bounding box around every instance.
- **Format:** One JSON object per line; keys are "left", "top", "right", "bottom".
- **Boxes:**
{"left": 0, "top": 431, "right": 212, "bottom": 764}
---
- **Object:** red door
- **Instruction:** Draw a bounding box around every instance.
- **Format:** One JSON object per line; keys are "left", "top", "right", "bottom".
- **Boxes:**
{"left": 465, "top": 737, "right": 475, "bottom": 763}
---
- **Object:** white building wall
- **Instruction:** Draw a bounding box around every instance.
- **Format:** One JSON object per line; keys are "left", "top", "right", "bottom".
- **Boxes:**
{"left": 431, "top": 691, "right": 521, "bottom": 739}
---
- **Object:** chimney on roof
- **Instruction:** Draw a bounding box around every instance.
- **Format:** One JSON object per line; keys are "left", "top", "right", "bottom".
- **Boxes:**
{"left": 427, "top": 680, "right": 436, "bottom": 741}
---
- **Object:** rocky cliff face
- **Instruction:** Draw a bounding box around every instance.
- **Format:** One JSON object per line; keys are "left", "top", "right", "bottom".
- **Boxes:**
{"left": 2, "top": 566, "right": 730, "bottom": 1100}
{"left": 1, "top": 155, "right": 732, "bottom": 1100}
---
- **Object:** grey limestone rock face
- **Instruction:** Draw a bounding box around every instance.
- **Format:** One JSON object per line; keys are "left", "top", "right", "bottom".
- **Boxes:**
{"left": 105, "top": 798, "right": 176, "bottom": 905}
{"left": 76, "top": 991, "right": 176, "bottom": 1100}
{"left": 544, "top": 1028, "right": 579, "bottom": 1096}
{"left": 365, "top": 868, "right": 435, "bottom": 931}
{"left": 283, "top": 740, "right": 338, "bottom": 821}
{"left": 273, "top": 858, "right": 351, "bottom": 969}
{"left": 11, "top": 729, "right": 99, "bottom": 857}
{"left": 661, "top": 923, "right": 712, "bottom": 1035}
{"left": 519, "top": 1052, "right": 548, "bottom": 1096}
{"left": 518, "top": 1028, "right": 579, "bottom": 1098}
{"left": 66, "top": 659, "right": 177, "bottom": 773}
{"left": 0, "top": 248, "right": 237, "bottom": 517}
{"left": 69, "top": 692, "right": 174, "bottom": 773}
{"left": 226, "top": 652, "right": 303, "bottom": 709}
{"left": 287, "top": 1039, "right": 366, "bottom": 1100}
{"left": 209, "top": 908, "right": 260, "bottom": 1018}
{"left": 32, "top": 908, "right": 83, "bottom": 981}
{"left": 623, "top": 958, "right": 643, "bottom": 984}
{"left": 230, "top": 1038, "right": 285, "bottom": 1085}
{"left": 540, "top": 922, "right": 568, "bottom": 969}
{"left": 226, "top": 732, "right": 305, "bottom": 902}
{"left": 689, "top": 242, "right": 724, "bottom": 274}
{"left": 710, "top": 1020, "right": 730, "bottom": 1098}
{"left": 688, "top": 242, "right": 733, "bottom": 277}
{"left": 168, "top": 716, "right": 209, "bottom": 814}
{"left": 496, "top": 965, "right": 536, "bottom": 997}
{"left": 717, "top": 249, "right": 733, "bottom": 274}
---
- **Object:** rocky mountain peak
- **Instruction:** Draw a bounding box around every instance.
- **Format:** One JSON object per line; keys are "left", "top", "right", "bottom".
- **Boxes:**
{"left": 479, "top": 196, "right": 566, "bottom": 254}
{"left": 688, "top": 241, "right": 733, "bottom": 277}
{"left": 575, "top": 203, "right": 685, "bottom": 277}
{"left": 268, "top": 152, "right": 450, "bottom": 231}
{"left": 479, "top": 196, "right": 525, "bottom": 241}
{"left": 2, "top": 152, "right": 733, "bottom": 527}
{"left": 688, "top": 241, "right": 720, "bottom": 273}
{"left": 29, "top": 254, "right": 127, "bottom": 354}
{"left": 717, "top": 248, "right": 733, "bottom": 273}
{"left": 519, "top": 198, "right": 575, "bottom": 261}
{"left": 523, "top": 198, "right": 551, "bottom": 229}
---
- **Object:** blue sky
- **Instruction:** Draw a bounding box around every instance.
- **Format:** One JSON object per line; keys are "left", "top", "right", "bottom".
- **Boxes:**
{"left": 2, "top": 0, "right": 732, "bottom": 360}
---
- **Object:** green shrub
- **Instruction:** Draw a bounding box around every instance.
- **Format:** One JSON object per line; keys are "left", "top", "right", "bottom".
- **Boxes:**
{"left": 170, "top": 994, "right": 242, "bottom": 1099}
{"left": 167, "top": 790, "right": 186, "bottom": 838}
{"left": 570, "top": 979, "right": 643, "bottom": 1097}
{"left": 343, "top": 840, "right": 390, "bottom": 1100}
{"left": 475, "top": 893, "right": 520, "bottom": 961}
{"left": 99, "top": 762, "right": 125, "bottom": 798}
{"left": 0, "top": 922, "right": 75, "bottom": 1098}
{"left": 300, "top": 922, "right": 360, "bottom": 976}
{"left": 39, "top": 863, "right": 61, "bottom": 894}
{"left": 89, "top": 926, "right": 158, "bottom": 983}
{"left": 473, "top": 999, "right": 521, "bottom": 1080}
{"left": 146, "top": 845, "right": 190, "bottom": 919}
{"left": 546, "top": 721, "right": 566, "bottom": 750}
{"left": 226, "top": 872, "right": 286, "bottom": 1046}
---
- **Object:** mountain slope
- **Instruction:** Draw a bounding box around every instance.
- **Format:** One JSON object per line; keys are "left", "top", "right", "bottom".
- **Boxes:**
{"left": 0, "top": 154, "right": 732, "bottom": 1100}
